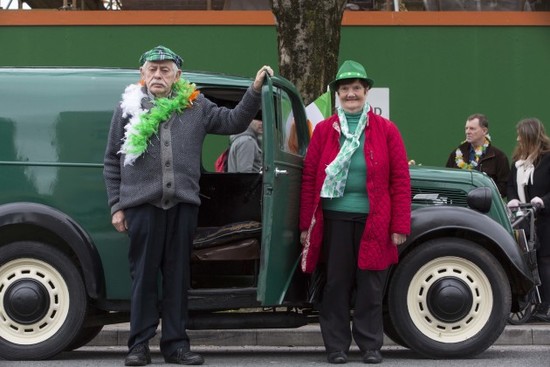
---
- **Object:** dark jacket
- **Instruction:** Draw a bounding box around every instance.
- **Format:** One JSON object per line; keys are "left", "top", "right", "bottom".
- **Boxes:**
{"left": 446, "top": 141, "right": 510, "bottom": 197}
{"left": 507, "top": 152, "right": 550, "bottom": 257}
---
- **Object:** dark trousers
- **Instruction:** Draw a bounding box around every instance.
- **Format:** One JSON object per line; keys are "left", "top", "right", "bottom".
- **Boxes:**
{"left": 125, "top": 203, "right": 198, "bottom": 358}
{"left": 538, "top": 254, "right": 550, "bottom": 303}
{"left": 320, "top": 210, "right": 388, "bottom": 354}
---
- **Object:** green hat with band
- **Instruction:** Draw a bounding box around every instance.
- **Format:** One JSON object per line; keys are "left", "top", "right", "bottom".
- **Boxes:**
{"left": 139, "top": 45, "right": 183, "bottom": 68}
{"left": 329, "top": 60, "right": 374, "bottom": 91}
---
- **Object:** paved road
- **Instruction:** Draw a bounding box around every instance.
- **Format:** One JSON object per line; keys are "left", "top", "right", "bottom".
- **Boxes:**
{"left": 2, "top": 323, "right": 548, "bottom": 366}
{"left": 2, "top": 345, "right": 550, "bottom": 366}
{"left": 90, "top": 323, "right": 550, "bottom": 348}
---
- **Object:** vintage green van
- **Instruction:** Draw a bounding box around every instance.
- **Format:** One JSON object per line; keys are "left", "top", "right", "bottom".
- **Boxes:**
{"left": 0, "top": 68, "right": 537, "bottom": 360}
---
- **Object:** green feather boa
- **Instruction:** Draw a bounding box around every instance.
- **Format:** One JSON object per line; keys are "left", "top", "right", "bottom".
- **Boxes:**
{"left": 121, "top": 79, "right": 198, "bottom": 165}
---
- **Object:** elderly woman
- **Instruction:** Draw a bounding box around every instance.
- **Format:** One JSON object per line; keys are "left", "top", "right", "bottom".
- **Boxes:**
{"left": 299, "top": 60, "right": 411, "bottom": 364}
{"left": 507, "top": 118, "right": 550, "bottom": 323}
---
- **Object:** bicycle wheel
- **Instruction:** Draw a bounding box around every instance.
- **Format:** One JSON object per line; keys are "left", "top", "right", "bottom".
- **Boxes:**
{"left": 508, "top": 292, "right": 536, "bottom": 325}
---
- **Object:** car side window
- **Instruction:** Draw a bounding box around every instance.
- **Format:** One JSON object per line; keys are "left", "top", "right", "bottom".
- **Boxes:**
{"left": 274, "top": 89, "right": 305, "bottom": 157}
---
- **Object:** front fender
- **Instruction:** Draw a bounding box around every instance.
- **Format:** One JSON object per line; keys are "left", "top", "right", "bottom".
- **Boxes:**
{"left": 0, "top": 202, "right": 104, "bottom": 299}
{"left": 403, "top": 206, "right": 534, "bottom": 285}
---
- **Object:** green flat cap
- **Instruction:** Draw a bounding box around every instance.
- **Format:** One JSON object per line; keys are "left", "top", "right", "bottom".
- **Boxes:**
{"left": 329, "top": 60, "right": 374, "bottom": 91}
{"left": 139, "top": 45, "right": 183, "bottom": 68}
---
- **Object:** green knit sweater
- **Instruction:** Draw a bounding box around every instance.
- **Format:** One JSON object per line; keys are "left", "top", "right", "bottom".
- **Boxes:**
{"left": 322, "top": 111, "right": 370, "bottom": 214}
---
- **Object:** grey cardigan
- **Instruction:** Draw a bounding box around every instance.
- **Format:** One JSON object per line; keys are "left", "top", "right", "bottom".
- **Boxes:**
{"left": 103, "top": 85, "right": 261, "bottom": 214}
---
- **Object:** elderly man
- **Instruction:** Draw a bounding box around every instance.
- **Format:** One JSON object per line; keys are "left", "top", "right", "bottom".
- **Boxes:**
{"left": 103, "top": 45, "right": 273, "bottom": 366}
{"left": 445, "top": 113, "right": 510, "bottom": 197}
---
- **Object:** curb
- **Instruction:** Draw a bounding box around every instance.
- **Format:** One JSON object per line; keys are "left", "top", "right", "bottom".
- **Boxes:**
{"left": 89, "top": 323, "right": 550, "bottom": 347}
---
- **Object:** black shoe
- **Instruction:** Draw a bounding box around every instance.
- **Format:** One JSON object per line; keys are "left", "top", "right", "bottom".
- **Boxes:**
{"left": 125, "top": 343, "right": 151, "bottom": 366}
{"left": 327, "top": 351, "right": 347, "bottom": 364}
{"left": 165, "top": 348, "right": 204, "bottom": 365}
{"left": 362, "top": 349, "right": 382, "bottom": 364}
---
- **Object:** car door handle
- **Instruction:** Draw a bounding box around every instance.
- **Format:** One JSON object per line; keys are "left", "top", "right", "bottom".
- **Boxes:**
{"left": 275, "top": 168, "right": 288, "bottom": 176}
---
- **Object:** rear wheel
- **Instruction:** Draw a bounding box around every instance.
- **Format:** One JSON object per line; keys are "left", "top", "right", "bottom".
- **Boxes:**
{"left": 0, "top": 241, "right": 87, "bottom": 360}
{"left": 388, "top": 238, "right": 511, "bottom": 358}
{"left": 65, "top": 306, "right": 107, "bottom": 351}
{"left": 65, "top": 324, "right": 104, "bottom": 351}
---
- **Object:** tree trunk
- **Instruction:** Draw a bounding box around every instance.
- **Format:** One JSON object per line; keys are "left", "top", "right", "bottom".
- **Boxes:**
{"left": 271, "top": 0, "right": 347, "bottom": 105}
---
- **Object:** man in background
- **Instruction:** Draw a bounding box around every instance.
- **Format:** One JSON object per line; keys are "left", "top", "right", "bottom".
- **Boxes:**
{"left": 445, "top": 113, "right": 510, "bottom": 197}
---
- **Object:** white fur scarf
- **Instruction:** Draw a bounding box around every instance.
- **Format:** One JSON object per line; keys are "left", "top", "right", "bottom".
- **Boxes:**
{"left": 118, "top": 84, "right": 148, "bottom": 166}
{"left": 515, "top": 159, "right": 535, "bottom": 203}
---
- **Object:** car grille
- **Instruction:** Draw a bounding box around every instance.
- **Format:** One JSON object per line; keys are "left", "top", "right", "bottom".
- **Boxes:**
{"left": 411, "top": 187, "right": 469, "bottom": 207}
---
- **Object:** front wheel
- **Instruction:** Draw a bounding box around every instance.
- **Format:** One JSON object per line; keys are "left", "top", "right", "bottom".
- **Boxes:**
{"left": 0, "top": 241, "right": 87, "bottom": 360}
{"left": 388, "top": 238, "right": 511, "bottom": 358}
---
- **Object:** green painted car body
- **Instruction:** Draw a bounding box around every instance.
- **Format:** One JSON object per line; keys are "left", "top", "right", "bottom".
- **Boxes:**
{"left": 0, "top": 68, "right": 537, "bottom": 360}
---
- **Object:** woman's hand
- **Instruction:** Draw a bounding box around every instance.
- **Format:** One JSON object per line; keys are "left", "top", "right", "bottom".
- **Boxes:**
{"left": 531, "top": 196, "right": 544, "bottom": 208}
{"left": 391, "top": 233, "right": 407, "bottom": 246}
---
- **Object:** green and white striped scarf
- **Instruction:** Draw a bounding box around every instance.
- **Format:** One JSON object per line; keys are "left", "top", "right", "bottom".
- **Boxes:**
{"left": 320, "top": 103, "right": 369, "bottom": 198}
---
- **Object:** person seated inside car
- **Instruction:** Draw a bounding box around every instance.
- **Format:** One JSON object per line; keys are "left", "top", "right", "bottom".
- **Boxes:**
{"left": 227, "top": 118, "right": 263, "bottom": 173}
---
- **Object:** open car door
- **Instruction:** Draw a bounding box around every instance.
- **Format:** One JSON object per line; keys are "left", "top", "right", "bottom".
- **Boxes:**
{"left": 257, "top": 76, "right": 310, "bottom": 305}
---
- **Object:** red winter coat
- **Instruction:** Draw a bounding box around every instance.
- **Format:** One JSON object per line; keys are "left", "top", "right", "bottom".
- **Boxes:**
{"left": 299, "top": 109, "right": 411, "bottom": 273}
